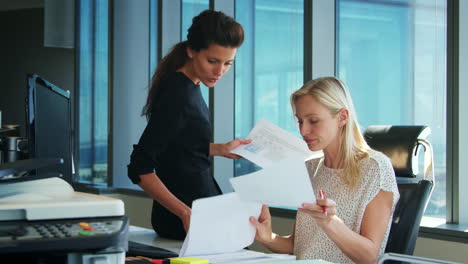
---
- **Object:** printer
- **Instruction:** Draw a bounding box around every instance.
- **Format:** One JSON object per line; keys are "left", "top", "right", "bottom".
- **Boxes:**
{"left": 0, "top": 74, "right": 128, "bottom": 263}
{"left": 0, "top": 158, "right": 129, "bottom": 264}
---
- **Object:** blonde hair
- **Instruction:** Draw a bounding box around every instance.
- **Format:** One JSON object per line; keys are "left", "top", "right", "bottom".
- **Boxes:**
{"left": 291, "top": 77, "right": 370, "bottom": 189}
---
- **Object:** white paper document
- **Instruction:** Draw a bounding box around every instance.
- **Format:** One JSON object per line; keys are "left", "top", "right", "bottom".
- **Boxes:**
{"left": 230, "top": 119, "right": 313, "bottom": 168}
{"left": 179, "top": 193, "right": 262, "bottom": 257}
{"left": 192, "top": 249, "right": 296, "bottom": 264}
{"left": 230, "top": 157, "right": 316, "bottom": 208}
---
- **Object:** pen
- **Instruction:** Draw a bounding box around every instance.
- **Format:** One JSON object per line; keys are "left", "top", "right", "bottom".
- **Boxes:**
{"left": 319, "top": 189, "right": 327, "bottom": 215}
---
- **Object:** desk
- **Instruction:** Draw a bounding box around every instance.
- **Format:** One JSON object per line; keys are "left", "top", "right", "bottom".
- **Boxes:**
{"left": 129, "top": 225, "right": 182, "bottom": 254}
{"left": 128, "top": 226, "right": 333, "bottom": 264}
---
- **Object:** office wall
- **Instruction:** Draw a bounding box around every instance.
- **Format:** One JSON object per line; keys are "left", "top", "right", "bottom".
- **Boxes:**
{"left": 113, "top": 193, "right": 468, "bottom": 262}
{"left": 0, "top": 8, "right": 74, "bottom": 136}
{"left": 104, "top": 192, "right": 153, "bottom": 229}
{"left": 414, "top": 237, "right": 468, "bottom": 263}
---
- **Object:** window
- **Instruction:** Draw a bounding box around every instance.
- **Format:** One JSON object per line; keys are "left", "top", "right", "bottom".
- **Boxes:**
{"left": 182, "top": 0, "right": 210, "bottom": 104}
{"left": 149, "top": 0, "right": 159, "bottom": 77}
{"left": 235, "top": 0, "right": 304, "bottom": 176}
{"left": 77, "top": 0, "right": 109, "bottom": 186}
{"left": 336, "top": 0, "right": 447, "bottom": 218}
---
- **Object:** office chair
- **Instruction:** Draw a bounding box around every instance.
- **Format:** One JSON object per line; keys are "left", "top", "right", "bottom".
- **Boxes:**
{"left": 363, "top": 125, "right": 435, "bottom": 256}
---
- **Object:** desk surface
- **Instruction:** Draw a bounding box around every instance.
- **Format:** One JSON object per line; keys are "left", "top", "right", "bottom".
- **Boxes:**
{"left": 128, "top": 226, "right": 183, "bottom": 254}
{"left": 128, "top": 226, "right": 333, "bottom": 264}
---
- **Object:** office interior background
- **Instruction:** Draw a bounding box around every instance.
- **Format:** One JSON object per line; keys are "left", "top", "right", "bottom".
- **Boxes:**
{"left": 0, "top": 0, "right": 466, "bottom": 262}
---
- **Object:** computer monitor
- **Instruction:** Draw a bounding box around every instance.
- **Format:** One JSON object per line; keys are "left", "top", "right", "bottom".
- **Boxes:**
{"left": 26, "top": 74, "right": 73, "bottom": 183}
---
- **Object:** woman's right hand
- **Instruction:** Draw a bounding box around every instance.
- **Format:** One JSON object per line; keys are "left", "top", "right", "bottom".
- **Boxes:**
{"left": 249, "top": 205, "right": 273, "bottom": 244}
{"left": 178, "top": 206, "right": 192, "bottom": 232}
{"left": 138, "top": 173, "right": 193, "bottom": 233}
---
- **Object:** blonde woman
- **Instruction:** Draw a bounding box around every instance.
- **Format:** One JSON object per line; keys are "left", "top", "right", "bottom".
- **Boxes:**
{"left": 250, "top": 77, "right": 399, "bottom": 264}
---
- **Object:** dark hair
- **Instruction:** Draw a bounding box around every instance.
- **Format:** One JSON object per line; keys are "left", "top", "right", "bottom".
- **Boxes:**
{"left": 142, "top": 10, "right": 244, "bottom": 118}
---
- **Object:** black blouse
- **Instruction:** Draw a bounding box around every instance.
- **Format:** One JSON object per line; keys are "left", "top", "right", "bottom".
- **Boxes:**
{"left": 127, "top": 72, "right": 221, "bottom": 239}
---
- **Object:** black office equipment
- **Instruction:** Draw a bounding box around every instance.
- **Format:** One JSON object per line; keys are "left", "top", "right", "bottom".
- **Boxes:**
{"left": 0, "top": 151, "right": 128, "bottom": 263}
{"left": 26, "top": 74, "right": 73, "bottom": 183}
{"left": 364, "top": 125, "right": 434, "bottom": 256}
{"left": 0, "top": 216, "right": 129, "bottom": 255}
{"left": 127, "top": 241, "right": 178, "bottom": 259}
{"left": 0, "top": 157, "right": 63, "bottom": 182}
{"left": 1, "top": 77, "right": 128, "bottom": 263}
{"left": 0, "top": 125, "right": 24, "bottom": 164}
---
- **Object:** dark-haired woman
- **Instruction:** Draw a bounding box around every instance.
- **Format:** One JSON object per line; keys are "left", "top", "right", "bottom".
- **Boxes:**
{"left": 127, "top": 10, "right": 249, "bottom": 240}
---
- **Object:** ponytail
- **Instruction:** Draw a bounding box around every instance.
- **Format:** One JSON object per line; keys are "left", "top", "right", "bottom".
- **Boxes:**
{"left": 142, "top": 41, "right": 189, "bottom": 118}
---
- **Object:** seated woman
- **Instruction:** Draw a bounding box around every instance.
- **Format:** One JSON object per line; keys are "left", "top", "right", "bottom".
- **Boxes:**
{"left": 249, "top": 77, "right": 400, "bottom": 264}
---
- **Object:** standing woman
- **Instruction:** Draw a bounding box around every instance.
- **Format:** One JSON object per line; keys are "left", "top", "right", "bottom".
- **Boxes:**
{"left": 128, "top": 10, "right": 249, "bottom": 240}
{"left": 250, "top": 77, "right": 399, "bottom": 263}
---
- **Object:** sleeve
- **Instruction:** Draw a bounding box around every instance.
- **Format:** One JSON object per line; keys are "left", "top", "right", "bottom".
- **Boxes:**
{"left": 364, "top": 153, "right": 399, "bottom": 207}
{"left": 127, "top": 78, "right": 187, "bottom": 184}
{"left": 127, "top": 143, "right": 156, "bottom": 184}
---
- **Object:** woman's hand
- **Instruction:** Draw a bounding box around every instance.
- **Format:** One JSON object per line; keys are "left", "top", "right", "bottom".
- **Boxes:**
{"left": 298, "top": 195, "right": 338, "bottom": 228}
{"left": 177, "top": 206, "right": 192, "bottom": 232}
{"left": 210, "top": 138, "right": 252, "bottom": 159}
{"left": 249, "top": 205, "right": 273, "bottom": 244}
{"left": 250, "top": 205, "right": 295, "bottom": 254}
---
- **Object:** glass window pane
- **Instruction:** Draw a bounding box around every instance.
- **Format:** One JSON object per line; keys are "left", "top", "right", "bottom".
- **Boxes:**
{"left": 336, "top": 0, "right": 447, "bottom": 218}
{"left": 149, "top": 0, "right": 159, "bottom": 76}
{"left": 182, "top": 0, "right": 210, "bottom": 104}
{"left": 78, "top": 0, "right": 109, "bottom": 186}
{"left": 235, "top": 0, "right": 304, "bottom": 176}
{"left": 93, "top": 0, "right": 109, "bottom": 184}
{"left": 78, "top": 0, "right": 93, "bottom": 183}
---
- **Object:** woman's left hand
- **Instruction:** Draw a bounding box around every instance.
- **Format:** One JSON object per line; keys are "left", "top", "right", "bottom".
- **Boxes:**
{"left": 211, "top": 138, "right": 252, "bottom": 159}
{"left": 298, "top": 196, "right": 338, "bottom": 227}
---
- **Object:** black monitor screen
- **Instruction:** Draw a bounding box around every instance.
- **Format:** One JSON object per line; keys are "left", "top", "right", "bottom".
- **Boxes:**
{"left": 26, "top": 74, "right": 73, "bottom": 182}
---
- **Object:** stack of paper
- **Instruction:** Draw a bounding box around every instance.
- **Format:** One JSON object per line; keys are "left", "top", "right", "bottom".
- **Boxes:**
{"left": 193, "top": 249, "right": 296, "bottom": 264}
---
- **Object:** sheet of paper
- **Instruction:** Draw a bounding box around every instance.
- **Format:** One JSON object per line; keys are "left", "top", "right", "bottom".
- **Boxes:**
{"left": 230, "top": 157, "right": 316, "bottom": 208}
{"left": 230, "top": 119, "right": 314, "bottom": 168}
{"left": 179, "top": 193, "right": 262, "bottom": 257}
{"left": 192, "top": 249, "right": 296, "bottom": 264}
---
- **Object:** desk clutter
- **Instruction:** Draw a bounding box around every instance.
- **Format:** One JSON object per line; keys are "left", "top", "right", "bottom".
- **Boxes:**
{"left": 127, "top": 240, "right": 178, "bottom": 259}
{"left": 126, "top": 256, "right": 209, "bottom": 264}
{"left": 126, "top": 241, "right": 208, "bottom": 264}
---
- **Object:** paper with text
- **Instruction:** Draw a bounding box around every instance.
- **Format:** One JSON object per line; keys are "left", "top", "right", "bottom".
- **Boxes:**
{"left": 230, "top": 119, "right": 313, "bottom": 168}
{"left": 230, "top": 157, "right": 316, "bottom": 208}
{"left": 179, "top": 193, "right": 262, "bottom": 257}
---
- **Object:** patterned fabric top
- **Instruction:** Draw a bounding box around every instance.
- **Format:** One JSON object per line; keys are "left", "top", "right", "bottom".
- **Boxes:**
{"left": 294, "top": 150, "right": 400, "bottom": 263}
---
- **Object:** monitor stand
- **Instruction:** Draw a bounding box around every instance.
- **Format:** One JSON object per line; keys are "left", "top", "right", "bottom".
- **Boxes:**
{"left": 0, "top": 177, "right": 124, "bottom": 221}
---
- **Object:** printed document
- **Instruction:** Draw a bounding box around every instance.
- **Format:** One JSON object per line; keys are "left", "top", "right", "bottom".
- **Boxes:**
{"left": 230, "top": 156, "right": 316, "bottom": 208}
{"left": 230, "top": 119, "right": 314, "bottom": 168}
{"left": 179, "top": 193, "right": 262, "bottom": 257}
{"left": 230, "top": 119, "right": 319, "bottom": 207}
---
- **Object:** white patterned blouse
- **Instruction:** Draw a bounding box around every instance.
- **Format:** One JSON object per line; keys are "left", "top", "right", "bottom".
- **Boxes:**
{"left": 294, "top": 150, "right": 400, "bottom": 263}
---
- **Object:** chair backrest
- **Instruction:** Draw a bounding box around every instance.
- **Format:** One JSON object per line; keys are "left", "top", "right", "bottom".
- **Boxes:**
{"left": 363, "top": 125, "right": 435, "bottom": 255}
